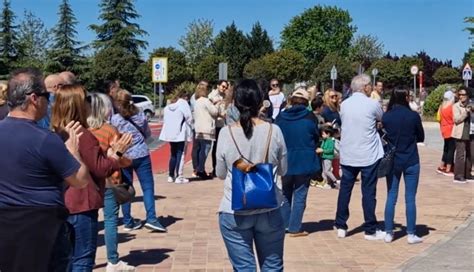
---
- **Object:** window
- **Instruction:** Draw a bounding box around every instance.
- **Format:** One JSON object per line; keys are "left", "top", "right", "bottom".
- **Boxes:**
{"left": 132, "top": 96, "right": 147, "bottom": 103}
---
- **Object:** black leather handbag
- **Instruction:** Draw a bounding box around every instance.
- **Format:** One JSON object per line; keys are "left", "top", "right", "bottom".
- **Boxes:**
{"left": 377, "top": 126, "right": 402, "bottom": 178}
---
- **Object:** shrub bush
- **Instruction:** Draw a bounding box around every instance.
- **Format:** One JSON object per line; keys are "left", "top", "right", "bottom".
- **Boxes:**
{"left": 423, "top": 84, "right": 461, "bottom": 117}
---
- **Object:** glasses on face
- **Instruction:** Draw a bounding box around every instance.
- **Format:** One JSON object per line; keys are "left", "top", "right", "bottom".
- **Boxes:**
{"left": 29, "top": 91, "right": 50, "bottom": 101}
{"left": 330, "top": 95, "right": 338, "bottom": 99}
{"left": 459, "top": 93, "right": 467, "bottom": 97}
{"left": 271, "top": 83, "right": 279, "bottom": 88}
{"left": 220, "top": 84, "right": 228, "bottom": 90}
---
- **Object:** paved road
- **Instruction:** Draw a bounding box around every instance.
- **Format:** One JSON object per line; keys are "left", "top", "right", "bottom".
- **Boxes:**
{"left": 91, "top": 121, "right": 473, "bottom": 271}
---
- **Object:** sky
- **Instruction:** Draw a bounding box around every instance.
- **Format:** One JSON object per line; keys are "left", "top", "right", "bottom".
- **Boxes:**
{"left": 9, "top": 0, "right": 474, "bottom": 66}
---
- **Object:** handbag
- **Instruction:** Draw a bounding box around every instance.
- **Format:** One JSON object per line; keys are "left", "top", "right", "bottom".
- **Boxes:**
{"left": 377, "top": 124, "right": 402, "bottom": 178}
{"left": 111, "top": 183, "right": 136, "bottom": 205}
{"left": 229, "top": 124, "right": 278, "bottom": 211}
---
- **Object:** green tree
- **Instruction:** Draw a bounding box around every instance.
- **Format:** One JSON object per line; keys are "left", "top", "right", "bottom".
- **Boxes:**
{"left": 0, "top": 0, "right": 17, "bottom": 74}
{"left": 368, "top": 58, "right": 399, "bottom": 88}
{"left": 396, "top": 56, "right": 424, "bottom": 87}
{"left": 16, "top": 10, "right": 50, "bottom": 69}
{"left": 243, "top": 49, "right": 306, "bottom": 83}
{"left": 90, "top": 0, "right": 148, "bottom": 57}
{"left": 433, "top": 66, "right": 460, "bottom": 85}
{"left": 246, "top": 21, "right": 273, "bottom": 60}
{"left": 194, "top": 54, "right": 225, "bottom": 84}
{"left": 212, "top": 22, "right": 250, "bottom": 79}
{"left": 349, "top": 34, "right": 383, "bottom": 69}
{"left": 90, "top": 46, "right": 141, "bottom": 92}
{"left": 47, "top": 0, "right": 83, "bottom": 73}
{"left": 178, "top": 19, "right": 214, "bottom": 76}
{"left": 280, "top": 5, "right": 356, "bottom": 65}
{"left": 464, "top": 16, "right": 474, "bottom": 44}
{"left": 313, "top": 52, "right": 354, "bottom": 90}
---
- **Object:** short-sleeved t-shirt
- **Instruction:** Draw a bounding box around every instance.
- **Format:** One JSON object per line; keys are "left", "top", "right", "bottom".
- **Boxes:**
{"left": 0, "top": 117, "right": 80, "bottom": 207}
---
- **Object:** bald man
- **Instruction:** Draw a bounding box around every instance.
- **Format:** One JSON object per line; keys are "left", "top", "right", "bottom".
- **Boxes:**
{"left": 59, "top": 71, "right": 76, "bottom": 85}
{"left": 44, "top": 74, "right": 64, "bottom": 94}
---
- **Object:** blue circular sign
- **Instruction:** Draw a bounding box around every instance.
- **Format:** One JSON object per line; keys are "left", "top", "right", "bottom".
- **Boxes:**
{"left": 155, "top": 64, "right": 160, "bottom": 69}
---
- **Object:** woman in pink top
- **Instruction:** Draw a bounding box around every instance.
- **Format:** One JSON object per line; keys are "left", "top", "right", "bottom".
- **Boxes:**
{"left": 437, "top": 91, "right": 456, "bottom": 176}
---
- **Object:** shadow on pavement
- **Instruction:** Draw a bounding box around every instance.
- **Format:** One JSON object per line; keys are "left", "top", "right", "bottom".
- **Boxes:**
{"left": 94, "top": 248, "right": 173, "bottom": 269}
{"left": 303, "top": 219, "right": 335, "bottom": 233}
{"left": 97, "top": 232, "right": 137, "bottom": 248}
{"left": 392, "top": 224, "right": 436, "bottom": 241}
{"left": 159, "top": 215, "right": 183, "bottom": 228}
{"left": 131, "top": 195, "right": 166, "bottom": 204}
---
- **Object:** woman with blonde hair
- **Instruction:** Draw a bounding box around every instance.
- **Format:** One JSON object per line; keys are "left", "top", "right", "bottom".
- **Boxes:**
{"left": 111, "top": 89, "right": 168, "bottom": 232}
{"left": 87, "top": 92, "right": 135, "bottom": 272}
{"left": 193, "top": 84, "right": 219, "bottom": 179}
{"left": 0, "top": 80, "right": 8, "bottom": 120}
{"left": 322, "top": 88, "right": 341, "bottom": 126}
{"left": 51, "top": 84, "right": 132, "bottom": 271}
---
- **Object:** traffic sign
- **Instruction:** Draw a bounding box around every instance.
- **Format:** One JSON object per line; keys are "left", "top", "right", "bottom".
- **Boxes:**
{"left": 371, "top": 68, "right": 379, "bottom": 76}
{"left": 330, "top": 65, "right": 337, "bottom": 80}
{"left": 462, "top": 63, "right": 472, "bottom": 80}
{"left": 152, "top": 57, "right": 168, "bottom": 83}
{"left": 410, "top": 65, "right": 419, "bottom": 75}
{"left": 218, "top": 63, "right": 228, "bottom": 80}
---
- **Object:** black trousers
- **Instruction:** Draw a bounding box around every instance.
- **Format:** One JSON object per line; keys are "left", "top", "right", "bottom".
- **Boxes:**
{"left": 211, "top": 127, "right": 222, "bottom": 173}
{"left": 442, "top": 138, "right": 456, "bottom": 165}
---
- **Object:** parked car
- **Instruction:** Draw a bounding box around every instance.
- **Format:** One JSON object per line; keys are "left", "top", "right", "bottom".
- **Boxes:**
{"left": 132, "top": 95, "right": 155, "bottom": 120}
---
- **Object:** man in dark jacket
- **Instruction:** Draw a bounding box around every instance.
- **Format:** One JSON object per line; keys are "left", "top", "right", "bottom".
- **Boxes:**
{"left": 275, "top": 87, "right": 321, "bottom": 237}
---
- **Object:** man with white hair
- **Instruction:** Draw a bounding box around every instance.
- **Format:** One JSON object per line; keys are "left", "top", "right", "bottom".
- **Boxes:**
{"left": 334, "top": 74, "right": 385, "bottom": 240}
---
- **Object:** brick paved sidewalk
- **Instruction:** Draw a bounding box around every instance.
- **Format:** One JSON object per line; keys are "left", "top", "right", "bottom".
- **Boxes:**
{"left": 94, "top": 146, "right": 473, "bottom": 271}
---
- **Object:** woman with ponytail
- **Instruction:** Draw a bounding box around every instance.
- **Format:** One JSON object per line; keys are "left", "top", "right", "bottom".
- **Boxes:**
{"left": 216, "top": 79, "right": 288, "bottom": 271}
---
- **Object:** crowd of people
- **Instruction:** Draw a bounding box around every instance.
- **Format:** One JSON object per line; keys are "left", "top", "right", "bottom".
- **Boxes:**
{"left": 436, "top": 87, "right": 473, "bottom": 182}
{"left": 0, "top": 65, "right": 471, "bottom": 272}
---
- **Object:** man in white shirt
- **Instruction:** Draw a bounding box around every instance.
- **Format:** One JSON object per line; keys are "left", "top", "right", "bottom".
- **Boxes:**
{"left": 334, "top": 74, "right": 385, "bottom": 241}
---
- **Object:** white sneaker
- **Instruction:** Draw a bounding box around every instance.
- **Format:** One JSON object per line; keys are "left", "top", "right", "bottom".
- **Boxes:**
{"left": 384, "top": 233, "right": 393, "bottom": 243}
{"left": 407, "top": 234, "right": 423, "bottom": 244}
{"left": 167, "top": 176, "right": 174, "bottom": 183}
{"left": 364, "top": 230, "right": 386, "bottom": 241}
{"left": 175, "top": 176, "right": 189, "bottom": 184}
{"left": 337, "top": 228, "right": 347, "bottom": 238}
{"left": 106, "top": 261, "right": 136, "bottom": 272}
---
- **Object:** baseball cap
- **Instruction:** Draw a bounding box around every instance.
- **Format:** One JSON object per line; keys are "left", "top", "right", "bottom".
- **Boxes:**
{"left": 292, "top": 88, "right": 309, "bottom": 100}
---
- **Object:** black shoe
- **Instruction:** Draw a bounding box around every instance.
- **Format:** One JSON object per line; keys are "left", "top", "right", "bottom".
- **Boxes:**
{"left": 197, "top": 172, "right": 211, "bottom": 180}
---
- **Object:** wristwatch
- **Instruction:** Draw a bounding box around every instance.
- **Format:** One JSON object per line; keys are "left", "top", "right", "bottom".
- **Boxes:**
{"left": 115, "top": 151, "right": 123, "bottom": 157}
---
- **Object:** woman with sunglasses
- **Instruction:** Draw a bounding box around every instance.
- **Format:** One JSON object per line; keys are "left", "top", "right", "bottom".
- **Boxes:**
{"left": 322, "top": 89, "right": 341, "bottom": 127}
{"left": 452, "top": 89, "right": 473, "bottom": 183}
{"left": 382, "top": 89, "right": 425, "bottom": 244}
{"left": 51, "top": 84, "right": 132, "bottom": 271}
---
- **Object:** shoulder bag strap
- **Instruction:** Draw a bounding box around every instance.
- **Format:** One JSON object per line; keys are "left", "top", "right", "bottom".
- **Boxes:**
{"left": 228, "top": 126, "right": 253, "bottom": 164}
{"left": 127, "top": 118, "right": 145, "bottom": 138}
{"left": 263, "top": 124, "right": 273, "bottom": 163}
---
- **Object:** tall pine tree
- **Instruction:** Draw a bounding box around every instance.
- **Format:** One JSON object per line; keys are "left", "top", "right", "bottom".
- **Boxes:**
{"left": 246, "top": 22, "right": 273, "bottom": 60}
{"left": 90, "top": 0, "right": 148, "bottom": 57}
{"left": 48, "top": 0, "right": 82, "bottom": 73}
{"left": 213, "top": 22, "right": 250, "bottom": 79}
{"left": 0, "top": 0, "right": 17, "bottom": 74}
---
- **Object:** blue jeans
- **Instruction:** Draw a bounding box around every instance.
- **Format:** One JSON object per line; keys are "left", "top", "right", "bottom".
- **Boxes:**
{"left": 104, "top": 188, "right": 119, "bottom": 264}
{"left": 121, "top": 155, "right": 158, "bottom": 225}
{"left": 219, "top": 209, "right": 285, "bottom": 271}
{"left": 384, "top": 163, "right": 420, "bottom": 235}
{"left": 169, "top": 142, "right": 185, "bottom": 178}
{"left": 67, "top": 210, "right": 99, "bottom": 272}
{"left": 281, "top": 174, "right": 311, "bottom": 233}
{"left": 335, "top": 161, "right": 380, "bottom": 235}
{"left": 196, "top": 139, "right": 212, "bottom": 173}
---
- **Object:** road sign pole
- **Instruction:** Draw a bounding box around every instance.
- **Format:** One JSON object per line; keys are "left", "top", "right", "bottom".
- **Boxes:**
{"left": 413, "top": 75, "right": 417, "bottom": 102}
{"left": 153, "top": 83, "right": 156, "bottom": 109}
{"left": 466, "top": 80, "right": 469, "bottom": 88}
{"left": 373, "top": 75, "right": 376, "bottom": 89}
{"left": 332, "top": 79, "right": 335, "bottom": 90}
{"left": 159, "top": 83, "right": 163, "bottom": 121}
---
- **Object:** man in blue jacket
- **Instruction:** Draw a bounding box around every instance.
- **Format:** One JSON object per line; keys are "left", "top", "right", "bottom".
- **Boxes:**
{"left": 275, "top": 87, "right": 321, "bottom": 237}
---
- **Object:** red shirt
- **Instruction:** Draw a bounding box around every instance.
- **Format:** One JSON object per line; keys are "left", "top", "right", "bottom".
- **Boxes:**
{"left": 440, "top": 104, "right": 454, "bottom": 139}
{"left": 64, "top": 128, "right": 120, "bottom": 214}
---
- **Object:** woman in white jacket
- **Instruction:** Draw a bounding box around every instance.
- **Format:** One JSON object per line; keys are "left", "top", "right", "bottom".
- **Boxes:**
{"left": 194, "top": 85, "right": 219, "bottom": 179}
{"left": 159, "top": 92, "right": 193, "bottom": 183}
